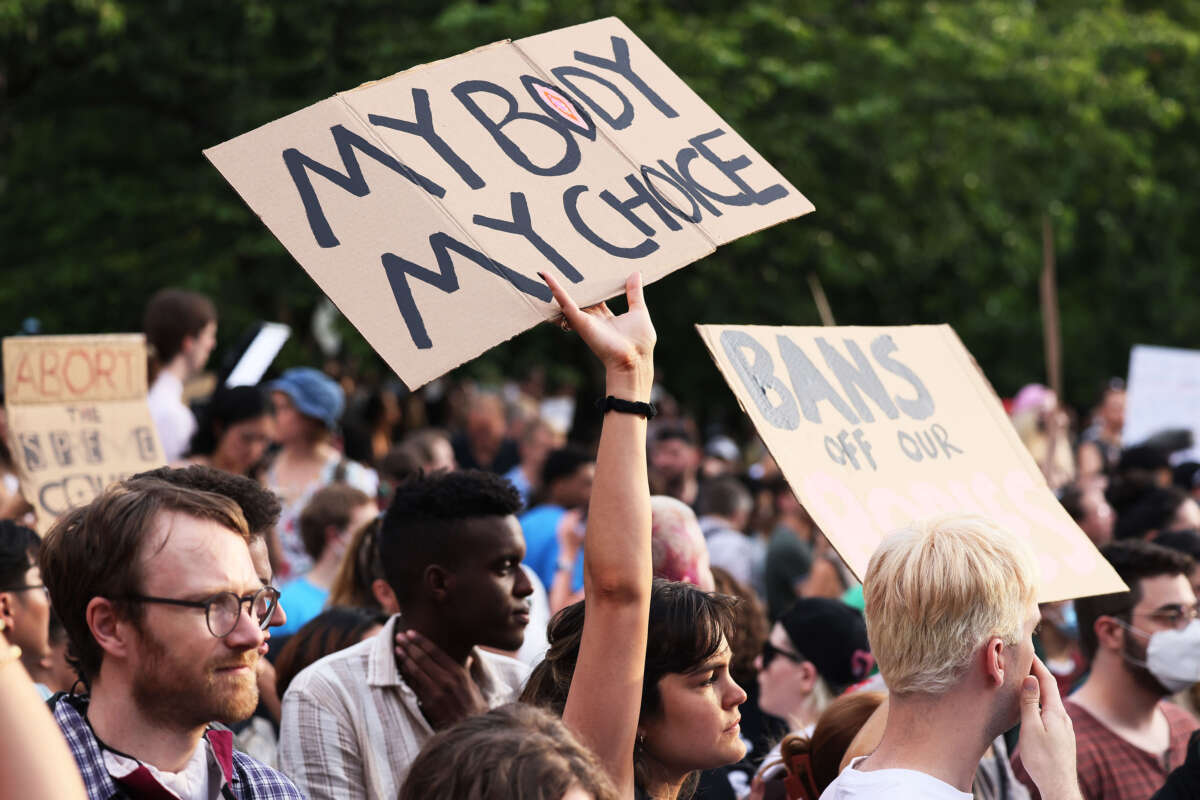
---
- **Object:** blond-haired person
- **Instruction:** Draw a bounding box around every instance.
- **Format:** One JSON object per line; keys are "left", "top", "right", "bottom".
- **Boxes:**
{"left": 820, "top": 513, "right": 1082, "bottom": 800}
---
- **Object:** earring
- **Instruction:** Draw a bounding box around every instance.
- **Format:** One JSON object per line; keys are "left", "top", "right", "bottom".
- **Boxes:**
{"left": 636, "top": 732, "right": 645, "bottom": 752}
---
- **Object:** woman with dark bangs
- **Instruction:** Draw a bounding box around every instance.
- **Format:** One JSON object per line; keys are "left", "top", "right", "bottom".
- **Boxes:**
{"left": 527, "top": 273, "right": 747, "bottom": 800}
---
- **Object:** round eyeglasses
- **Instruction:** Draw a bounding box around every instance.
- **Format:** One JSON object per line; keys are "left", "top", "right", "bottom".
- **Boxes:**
{"left": 125, "top": 586, "right": 281, "bottom": 638}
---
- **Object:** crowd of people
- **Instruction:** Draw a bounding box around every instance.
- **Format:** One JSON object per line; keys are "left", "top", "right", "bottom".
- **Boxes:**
{"left": 2, "top": 279, "right": 1200, "bottom": 800}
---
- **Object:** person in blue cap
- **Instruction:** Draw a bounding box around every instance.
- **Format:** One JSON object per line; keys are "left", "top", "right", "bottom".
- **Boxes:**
{"left": 264, "top": 367, "right": 378, "bottom": 581}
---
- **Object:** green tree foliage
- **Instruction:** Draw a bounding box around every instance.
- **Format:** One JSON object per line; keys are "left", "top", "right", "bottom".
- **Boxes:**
{"left": 2, "top": 1, "right": 1198, "bottom": 426}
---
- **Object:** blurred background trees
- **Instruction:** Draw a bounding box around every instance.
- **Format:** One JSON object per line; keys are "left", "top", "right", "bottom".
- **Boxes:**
{"left": 3, "top": 0, "right": 1198, "bottom": 429}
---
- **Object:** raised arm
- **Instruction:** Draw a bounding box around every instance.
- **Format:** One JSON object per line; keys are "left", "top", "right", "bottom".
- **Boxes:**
{"left": 0, "top": 631, "right": 87, "bottom": 799}
{"left": 541, "top": 271, "right": 655, "bottom": 798}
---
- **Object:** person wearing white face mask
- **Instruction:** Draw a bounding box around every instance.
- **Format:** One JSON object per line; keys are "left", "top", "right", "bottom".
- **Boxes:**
{"left": 1013, "top": 540, "right": 1200, "bottom": 800}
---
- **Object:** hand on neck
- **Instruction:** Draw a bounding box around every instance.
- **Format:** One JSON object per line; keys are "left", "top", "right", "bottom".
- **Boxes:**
{"left": 399, "top": 607, "right": 473, "bottom": 667}
{"left": 87, "top": 675, "right": 207, "bottom": 774}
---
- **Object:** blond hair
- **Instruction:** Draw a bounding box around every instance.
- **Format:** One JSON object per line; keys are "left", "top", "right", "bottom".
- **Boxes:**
{"left": 863, "top": 513, "right": 1037, "bottom": 695}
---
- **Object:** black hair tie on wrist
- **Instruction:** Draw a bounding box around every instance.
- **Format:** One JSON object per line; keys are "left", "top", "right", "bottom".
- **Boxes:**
{"left": 595, "top": 395, "right": 657, "bottom": 419}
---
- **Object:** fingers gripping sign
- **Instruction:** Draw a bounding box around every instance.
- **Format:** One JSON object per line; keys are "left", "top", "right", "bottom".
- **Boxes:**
{"left": 538, "top": 271, "right": 656, "bottom": 387}
{"left": 394, "top": 629, "right": 488, "bottom": 730}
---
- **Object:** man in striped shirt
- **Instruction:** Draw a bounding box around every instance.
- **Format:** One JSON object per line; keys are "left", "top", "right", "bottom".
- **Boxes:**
{"left": 279, "top": 470, "right": 532, "bottom": 800}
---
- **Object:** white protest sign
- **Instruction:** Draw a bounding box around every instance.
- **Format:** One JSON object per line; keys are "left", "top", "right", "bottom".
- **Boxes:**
{"left": 3, "top": 335, "right": 165, "bottom": 532}
{"left": 698, "top": 323, "right": 1126, "bottom": 602}
{"left": 1124, "top": 344, "right": 1200, "bottom": 462}
{"left": 206, "top": 17, "right": 812, "bottom": 390}
{"left": 226, "top": 322, "right": 291, "bottom": 387}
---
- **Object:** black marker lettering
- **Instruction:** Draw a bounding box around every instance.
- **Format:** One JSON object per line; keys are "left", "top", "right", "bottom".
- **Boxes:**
{"left": 564, "top": 185, "right": 658, "bottom": 259}
{"left": 283, "top": 124, "right": 445, "bottom": 248}
{"left": 676, "top": 145, "right": 751, "bottom": 207}
{"left": 573, "top": 36, "right": 679, "bottom": 119}
{"left": 549, "top": 65, "right": 635, "bottom": 129}
{"left": 368, "top": 88, "right": 485, "bottom": 190}
{"left": 381, "top": 232, "right": 552, "bottom": 350}
{"left": 453, "top": 79, "right": 580, "bottom": 177}
{"left": 473, "top": 192, "right": 583, "bottom": 283}
{"left": 640, "top": 165, "right": 701, "bottom": 222}
{"left": 657, "top": 157, "right": 721, "bottom": 217}
{"left": 690, "top": 128, "right": 788, "bottom": 205}
{"left": 601, "top": 174, "right": 683, "bottom": 234}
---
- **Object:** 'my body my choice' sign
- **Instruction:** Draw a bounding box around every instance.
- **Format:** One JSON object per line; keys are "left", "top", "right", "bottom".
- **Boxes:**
{"left": 206, "top": 18, "right": 812, "bottom": 389}
{"left": 698, "top": 324, "right": 1125, "bottom": 602}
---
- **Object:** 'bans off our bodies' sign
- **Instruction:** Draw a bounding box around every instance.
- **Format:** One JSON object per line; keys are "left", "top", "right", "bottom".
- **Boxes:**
{"left": 205, "top": 17, "right": 812, "bottom": 389}
{"left": 698, "top": 324, "right": 1126, "bottom": 602}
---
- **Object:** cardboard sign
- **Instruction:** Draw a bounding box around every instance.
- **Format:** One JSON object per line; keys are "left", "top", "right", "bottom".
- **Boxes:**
{"left": 698, "top": 324, "right": 1126, "bottom": 602}
{"left": 1124, "top": 344, "right": 1200, "bottom": 462}
{"left": 3, "top": 335, "right": 165, "bottom": 532}
{"left": 206, "top": 17, "right": 812, "bottom": 389}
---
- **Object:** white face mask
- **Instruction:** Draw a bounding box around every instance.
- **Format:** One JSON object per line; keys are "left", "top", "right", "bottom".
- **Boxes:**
{"left": 1118, "top": 618, "right": 1200, "bottom": 693}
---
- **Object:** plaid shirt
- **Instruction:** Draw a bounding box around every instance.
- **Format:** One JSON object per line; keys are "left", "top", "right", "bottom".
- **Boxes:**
{"left": 1013, "top": 698, "right": 1199, "bottom": 800}
{"left": 51, "top": 693, "right": 305, "bottom": 800}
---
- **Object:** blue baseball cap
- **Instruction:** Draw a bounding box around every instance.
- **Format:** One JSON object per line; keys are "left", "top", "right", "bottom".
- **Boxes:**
{"left": 270, "top": 367, "right": 344, "bottom": 430}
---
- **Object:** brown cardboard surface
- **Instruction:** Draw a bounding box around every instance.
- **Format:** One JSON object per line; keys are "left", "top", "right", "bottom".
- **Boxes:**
{"left": 205, "top": 17, "right": 811, "bottom": 390}
{"left": 697, "top": 323, "right": 1126, "bottom": 602}
{"left": 3, "top": 335, "right": 165, "bottom": 532}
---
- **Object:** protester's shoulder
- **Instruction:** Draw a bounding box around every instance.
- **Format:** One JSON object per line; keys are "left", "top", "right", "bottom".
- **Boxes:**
{"left": 285, "top": 633, "right": 375, "bottom": 697}
{"left": 1162, "top": 701, "right": 1200, "bottom": 734}
{"left": 708, "top": 527, "right": 753, "bottom": 551}
{"left": 477, "top": 648, "right": 531, "bottom": 690}
{"left": 519, "top": 504, "right": 563, "bottom": 530}
{"left": 1062, "top": 697, "right": 1103, "bottom": 728}
{"left": 232, "top": 750, "right": 306, "bottom": 798}
{"left": 341, "top": 459, "right": 379, "bottom": 494}
{"left": 1061, "top": 699, "right": 1110, "bottom": 749}
{"left": 48, "top": 694, "right": 110, "bottom": 786}
{"left": 820, "top": 759, "right": 970, "bottom": 800}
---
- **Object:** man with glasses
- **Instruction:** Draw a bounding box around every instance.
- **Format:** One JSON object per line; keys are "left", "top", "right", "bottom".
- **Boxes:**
{"left": 136, "top": 465, "right": 291, "bottom": 734}
{"left": 0, "top": 520, "right": 52, "bottom": 695}
{"left": 39, "top": 477, "right": 302, "bottom": 799}
{"left": 1014, "top": 540, "right": 1200, "bottom": 799}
